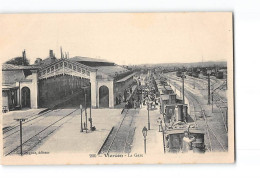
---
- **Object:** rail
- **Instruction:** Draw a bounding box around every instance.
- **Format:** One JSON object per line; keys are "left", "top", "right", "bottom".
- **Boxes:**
{"left": 166, "top": 76, "right": 227, "bottom": 152}
{"left": 5, "top": 108, "right": 79, "bottom": 156}
{"left": 106, "top": 109, "right": 129, "bottom": 154}
{"left": 97, "top": 127, "right": 114, "bottom": 155}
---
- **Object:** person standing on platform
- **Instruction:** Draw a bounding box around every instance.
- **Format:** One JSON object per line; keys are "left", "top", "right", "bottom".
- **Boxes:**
{"left": 182, "top": 131, "right": 196, "bottom": 153}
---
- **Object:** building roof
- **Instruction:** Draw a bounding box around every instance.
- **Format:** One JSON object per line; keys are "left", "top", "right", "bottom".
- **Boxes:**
{"left": 116, "top": 72, "right": 136, "bottom": 83}
{"left": 40, "top": 57, "right": 58, "bottom": 67}
{"left": 95, "top": 65, "right": 129, "bottom": 78}
{"left": 160, "top": 94, "right": 169, "bottom": 100}
{"left": 165, "top": 128, "right": 204, "bottom": 134}
{"left": 2, "top": 70, "right": 25, "bottom": 84}
{"left": 164, "top": 86, "right": 173, "bottom": 91}
{"left": 2, "top": 64, "right": 40, "bottom": 71}
{"left": 69, "top": 56, "right": 113, "bottom": 64}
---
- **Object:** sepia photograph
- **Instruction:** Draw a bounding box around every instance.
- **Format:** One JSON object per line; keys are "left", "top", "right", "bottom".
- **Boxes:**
{"left": 0, "top": 12, "right": 234, "bottom": 165}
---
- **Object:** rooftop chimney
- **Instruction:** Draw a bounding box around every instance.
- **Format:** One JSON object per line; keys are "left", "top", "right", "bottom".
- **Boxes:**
{"left": 22, "top": 50, "right": 26, "bottom": 66}
{"left": 49, "top": 50, "right": 54, "bottom": 58}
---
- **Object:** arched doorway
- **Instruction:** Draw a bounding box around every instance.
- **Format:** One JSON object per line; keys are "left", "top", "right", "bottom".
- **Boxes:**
{"left": 99, "top": 85, "right": 109, "bottom": 108}
{"left": 21, "top": 87, "right": 31, "bottom": 108}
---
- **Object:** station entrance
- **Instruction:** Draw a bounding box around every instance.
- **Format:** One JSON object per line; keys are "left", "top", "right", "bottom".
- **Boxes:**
{"left": 38, "top": 75, "right": 90, "bottom": 108}
{"left": 21, "top": 87, "right": 31, "bottom": 108}
{"left": 99, "top": 85, "right": 109, "bottom": 108}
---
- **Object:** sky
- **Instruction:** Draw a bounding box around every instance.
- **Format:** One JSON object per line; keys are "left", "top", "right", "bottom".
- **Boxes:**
{"left": 0, "top": 13, "right": 233, "bottom": 65}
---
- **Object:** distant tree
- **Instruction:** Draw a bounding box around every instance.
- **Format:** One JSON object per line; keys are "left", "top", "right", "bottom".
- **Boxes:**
{"left": 5, "top": 57, "right": 30, "bottom": 66}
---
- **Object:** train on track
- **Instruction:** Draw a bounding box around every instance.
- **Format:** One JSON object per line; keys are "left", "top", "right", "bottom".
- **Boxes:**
{"left": 201, "top": 68, "right": 225, "bottom": 79}
{"left": 155, "top": 76, "right": 205, "bottom": 153}
{"left": 177, "top": 70, "right": 199, "bottom": 78}
{"left": 176, "top": 71, "right": 182, "bottom": 77}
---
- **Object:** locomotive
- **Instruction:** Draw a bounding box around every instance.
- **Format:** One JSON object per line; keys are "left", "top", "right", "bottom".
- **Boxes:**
{"left": 156, "top": 76, "right": 205, "bottom": 153}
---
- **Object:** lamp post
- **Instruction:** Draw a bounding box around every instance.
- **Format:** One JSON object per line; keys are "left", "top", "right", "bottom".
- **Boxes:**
{"left": 14, "top": 118, "right": 26, "bottom": 156}
{"left": 142, "top": 126, "right": 148, "bottom": 154}
{"left": 82, "top": 86, "right": 88, "bottom": 132}
{"left": 158, "top": 117, "right": 162, "bottom": 132}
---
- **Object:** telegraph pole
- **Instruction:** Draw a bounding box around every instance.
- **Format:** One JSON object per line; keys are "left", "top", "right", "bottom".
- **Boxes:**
{"left": 208, "top": 73, "right": 211, "bottom": 105}
{"left": 85, "top": 92, "right": 88, "bottom": 133}
{"left": 211, "top": 92, "right": 214, "bottom": 112}
{"left": 20, "top": 120, "right": 22, "bottom": 155}
{"left": 14, "top": 118, "right": 26, "bottom": 156}
{"left": 80, "top": 105, "right": 83, "bottom": 132}
{"left": 89, "top": 83, "right": 93, "bottom": 130}
{"left": 82, "top": 86, "right": 88, "bottom": 132}
{"left": 182, "top": 74, "right": 185, "bottom": 104}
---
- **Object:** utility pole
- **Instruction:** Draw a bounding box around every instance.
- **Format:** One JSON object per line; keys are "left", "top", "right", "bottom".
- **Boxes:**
{"left": 80, "top": 105, "right": 83, "bottom": 132}
{"left": 20, "top": 120, "right": 22, "bottom": 155}
{"left": 208, "top": 74, "right": 210, "bottom": 105}
{"left": 182, "top": 74, "right": 185, "bottom": 104}
{"left": 85, "top": 92, "right": 88, "bottom": 133}
{"left": 211, "top": 92, "right": 214, "bottom": 112}
{"left": 14, "top": 118, "right": 26, "bottom": 156}
{"left": 89, "top": 83, "right": 93, "bottom": 130}
{"left": 82, "top": 86, "right": 88, "bottom": 132}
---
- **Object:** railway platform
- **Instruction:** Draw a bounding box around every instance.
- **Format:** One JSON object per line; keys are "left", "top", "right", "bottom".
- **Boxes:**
{"left": 35, "top": 108, "right": 123, "bottom": 154}
{"left": 131, "top": 104, "right": 164, "bottom": 155}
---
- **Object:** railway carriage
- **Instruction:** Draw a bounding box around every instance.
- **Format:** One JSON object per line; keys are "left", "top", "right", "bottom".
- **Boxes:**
{"left": 215, "top": 71, "right": 224, "bottom": 79}
{"left": 192, "top": 71, "right": 199, "bottom": 78}
{"left": 176, "top": 71, "right": 182, "bottom": 77}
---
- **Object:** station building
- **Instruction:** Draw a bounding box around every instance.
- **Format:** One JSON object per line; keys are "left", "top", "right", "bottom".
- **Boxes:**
{"left": 2, "top": 64, "right": 39, "bottom": 110}
{"left": 2, "top": 50, "right": 135, "bottom": 111}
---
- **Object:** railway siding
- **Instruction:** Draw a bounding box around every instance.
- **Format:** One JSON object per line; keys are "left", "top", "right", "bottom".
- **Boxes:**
{"left": 165, "top": 73, "right": 228, "bottom": 152}
{"left": 4, "top": 108, "right": 79, "bottom": 156}
{"left": 98, "top": 109, "right": 137, "bottom": 154}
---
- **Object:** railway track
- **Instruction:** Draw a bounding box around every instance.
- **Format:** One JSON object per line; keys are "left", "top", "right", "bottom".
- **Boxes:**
{"left": 3, "top": 109, "right": 63, "bottom": 140}
{"left": 98, "top": 109, "right": 137, "bottom": 155}
{"left": 165, "top": 72, "right": 225, "bottom": 91}
{"left": 2, "top": 109, "right": 54, "bottom": 134}
{"left": 213, "top": 92, "right": 228, "bottom": 132}
{"left": 167, "top": 76, "right": 228, "bottom": 152}
{"left": 3, "top": 108, "right": 79, "bottom": 156}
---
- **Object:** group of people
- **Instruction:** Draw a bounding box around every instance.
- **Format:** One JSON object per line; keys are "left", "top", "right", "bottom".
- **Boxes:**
{"left": 115, "top": 85, "right": 135, "bottom": 106}
{"left": 125, "top": 98, "right": 142, "bottom": 109}
{"left": 115, "top": 95, "right": 123, "bottom": 105}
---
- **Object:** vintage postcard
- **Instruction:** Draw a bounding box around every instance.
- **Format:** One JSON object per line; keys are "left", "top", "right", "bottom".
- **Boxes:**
{"left": 0, "top": 12, "right": 234, "bottom": 165}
